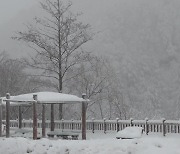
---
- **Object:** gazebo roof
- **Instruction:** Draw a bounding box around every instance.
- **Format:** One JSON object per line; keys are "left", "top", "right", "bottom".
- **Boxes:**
{"left": 1, "top": 92, "right": 88, "bottom": 105}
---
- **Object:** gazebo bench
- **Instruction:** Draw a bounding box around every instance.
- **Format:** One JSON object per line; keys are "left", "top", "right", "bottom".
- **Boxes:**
{"left": 47, "top": 131, "right": 79, "bottom": 140}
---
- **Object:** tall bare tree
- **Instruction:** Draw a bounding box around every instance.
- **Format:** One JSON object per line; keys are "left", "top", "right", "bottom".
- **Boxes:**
{"left": 64, "top": 56, "right": 113, "bottom": 119}
{"left": 13, "top": 0, "right": 93, "bottom": 119}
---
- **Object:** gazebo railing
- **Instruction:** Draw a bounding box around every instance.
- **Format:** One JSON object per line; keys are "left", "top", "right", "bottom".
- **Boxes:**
{"left": 3, "top": 119, "right": 180, "bottom": 136}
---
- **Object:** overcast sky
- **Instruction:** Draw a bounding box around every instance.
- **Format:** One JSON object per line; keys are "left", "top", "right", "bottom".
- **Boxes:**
{"left": 0, "top": 0, "right": 41, "bottom": 57}
{"left": 0, "top": 0, "right": 108, "bottom": 58}
{"left": 0, "top": 0, "right": 38, "bottom": 25}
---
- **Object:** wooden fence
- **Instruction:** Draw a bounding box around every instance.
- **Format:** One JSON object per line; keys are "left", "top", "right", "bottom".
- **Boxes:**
{"left": 3, "top": 118, "right": 180, "bottom": 136}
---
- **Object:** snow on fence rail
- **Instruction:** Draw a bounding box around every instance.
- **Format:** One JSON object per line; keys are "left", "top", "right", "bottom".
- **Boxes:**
{"left": 2, "top": 119, "right": 180, "bottom": 136}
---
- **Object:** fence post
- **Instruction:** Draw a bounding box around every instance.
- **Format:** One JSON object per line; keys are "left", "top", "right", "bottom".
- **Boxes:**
{"left": 62, "top": 119, "right": 64, "bottom": 132}
{"left": 71, "top": 119, "right": 74, "bottom": 130}
{"left": 145, "top": 118, "right": 149, "bottom": 135}
{"left": 103, "top": 118, "right": 106, "bottom": 134}
{"left": 92, "top": 118, "right": 95, "bottom": 133}
{"left": 116, "top": 118, "right": 119, "bottom": 132}
{"left": 130, "top": 118, "right": 133, "bottom": 126}
{"left": 30, "top": 118, "right": 33, "bottom": 128}
{"left": 22, "top": 119, "right": 25, "bottom": 128}
{"left": 178, "top": 119, "right": 180, "bottom": 133}
{"left": 162, "top": 118, "right": 166, "bottom": 136}
{"left": 16, "top": 119, "right": 18, "bottom": 128}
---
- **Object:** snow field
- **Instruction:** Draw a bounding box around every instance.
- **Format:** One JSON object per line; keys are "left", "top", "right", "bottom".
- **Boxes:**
{"left": 0, "top": 132, "right": 180, "bottom": 154}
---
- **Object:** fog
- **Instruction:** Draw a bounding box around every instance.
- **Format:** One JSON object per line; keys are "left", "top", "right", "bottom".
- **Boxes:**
{"left": 0, "top": 0, "right": 37, "bottom": 25}
{"left": 1, "top": 0, "right": 180, "bottom": 119}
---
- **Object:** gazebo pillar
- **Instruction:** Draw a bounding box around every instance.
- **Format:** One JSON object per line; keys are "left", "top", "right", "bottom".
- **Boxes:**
{"left": 50, "top": 104, "right": 55, "bottom": 131}
{"left": 0, "top": 98, "right": 2, "bottom": 137}
{"left": 82, "top": 93, "right": 87, "bottom": 140}
{"left": 6, "top": 93, "right": 10, "bottom": 138}
{"left": 18, "top": 106, "right": 22, "bottom": 129}
{"left": 33, "top": 94, "right": 38, "bottom": 140}
{"left": 42, "top": 104, "right": 46, "bottom": 137}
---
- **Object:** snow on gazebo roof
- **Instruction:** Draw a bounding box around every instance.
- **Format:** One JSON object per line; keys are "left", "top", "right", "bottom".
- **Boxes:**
{"left": 1, "top": 92, "right": 88, "bottom": 105}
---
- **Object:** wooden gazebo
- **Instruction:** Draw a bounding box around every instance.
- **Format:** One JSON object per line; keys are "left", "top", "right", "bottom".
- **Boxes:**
{"left": 0, "top": 92, "right": 88, "bottom": 140}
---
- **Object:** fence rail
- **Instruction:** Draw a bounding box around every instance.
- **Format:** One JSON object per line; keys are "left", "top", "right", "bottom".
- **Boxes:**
{"left": 3, "top": 119, "right": 180, "bottom": 136}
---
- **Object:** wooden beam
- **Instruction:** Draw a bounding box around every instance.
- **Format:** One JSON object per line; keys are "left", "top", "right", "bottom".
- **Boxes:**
{"left": 33, "top": 94, "right": 38, "bottom": 140}
{"left": 42, "top": 104, "right": 46, "bottom": 138}
{"left": 82, "top": 93, "right": 87, "bottom": 140}
{"left": 50, "top": 104, "right": 55, "bottom": 131}
{"left": 0, "top": 98, "right": 2, "bottom": 137}
{"left": 6, "top": 93, "right": 10, "bottom": 138}
{"left": 18, "top": 106, "right": 22, "bottom": 129}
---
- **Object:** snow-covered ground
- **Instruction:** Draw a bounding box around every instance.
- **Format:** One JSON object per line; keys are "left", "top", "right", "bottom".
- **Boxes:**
{"left": 0, "top": 131, "right": 180, "bottom": 154}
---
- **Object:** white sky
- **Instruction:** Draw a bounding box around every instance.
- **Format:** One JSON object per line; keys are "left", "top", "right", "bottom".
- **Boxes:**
{"left": 0, "top": 0, "right": 116, "bottom": 58}
{"left": 0, "top": 0, "right": 38, "bottom": 25}
{"left": 0, "top": 0, "right": 39, "bottom": 57}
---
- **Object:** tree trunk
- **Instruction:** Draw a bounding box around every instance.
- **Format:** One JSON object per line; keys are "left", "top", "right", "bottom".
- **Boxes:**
{"left": 58, "top": 0, "right": 63, "bottom": 120}
{"left": 58, "top": 74, "right": 63, "bottom": 120}
{"left": 82, "top": 94, "right": 87, "bottom": 140}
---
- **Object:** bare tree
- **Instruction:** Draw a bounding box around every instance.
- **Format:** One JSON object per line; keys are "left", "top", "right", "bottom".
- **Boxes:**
{"left": 63, "top": 56, "right": 114, "bottom": 119}
{"left": 13, "top": 0, "right": 93, "bottom": 119}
